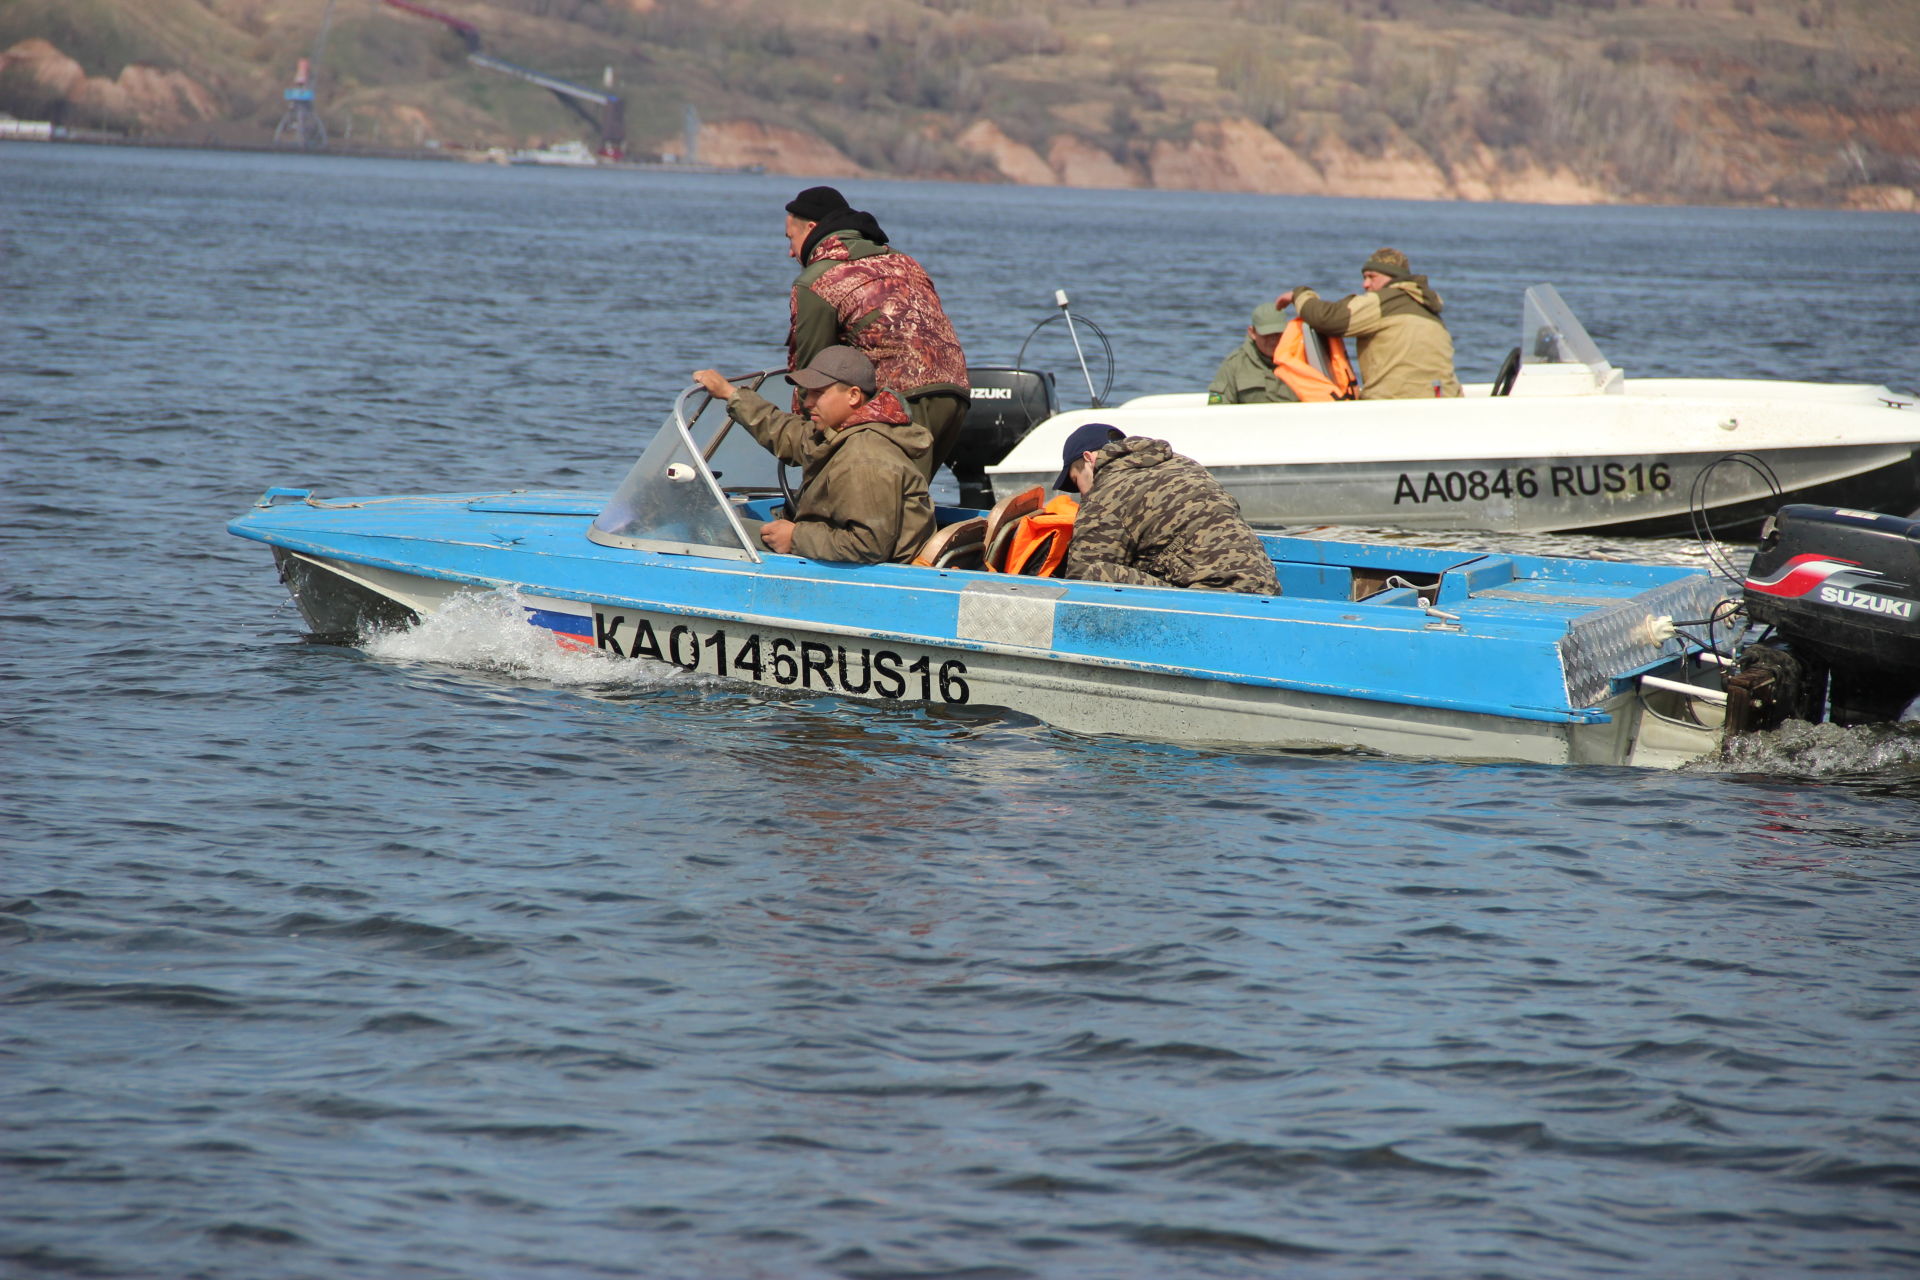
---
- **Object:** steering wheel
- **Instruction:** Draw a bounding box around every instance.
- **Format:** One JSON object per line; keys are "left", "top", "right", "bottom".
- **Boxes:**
{"left": 777, "top": 458, "right": 797, "bottom": 518}
{"left": 1491, "top": 346, "right": 1522, "bottom": 397}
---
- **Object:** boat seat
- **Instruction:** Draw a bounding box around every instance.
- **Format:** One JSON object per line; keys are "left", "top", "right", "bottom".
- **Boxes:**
{"left": 913, "top": 517, "right": 987, "bottom": 570}
{"left": 982, "top": 486, "right": 1046, "bottom": 572}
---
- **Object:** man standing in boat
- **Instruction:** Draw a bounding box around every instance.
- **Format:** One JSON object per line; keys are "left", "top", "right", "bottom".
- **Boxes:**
{"left": 1055, "top": 423, "right": 1280, "bottom": 596}
{"left": 782, "top": 186, "right": 971, "bottom": 480}
{"left": 1276, "top": 248, "right": 1462, "bottom": 400}
{"left": 694, "top": 347, "right": 934, "bottom": 565}
{"left": 1206, "top": 303, "right": 1300, "bottom": 405}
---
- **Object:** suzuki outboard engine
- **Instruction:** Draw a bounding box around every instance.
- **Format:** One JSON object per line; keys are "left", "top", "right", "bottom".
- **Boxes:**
{"left": 947, "top": 366, "right": 1057, "bottom": 509}
{"left": 1728, "top": 504, "right": 1920, "bottom": 731}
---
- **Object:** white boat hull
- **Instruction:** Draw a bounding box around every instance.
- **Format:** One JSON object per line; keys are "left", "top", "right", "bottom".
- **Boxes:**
{"left": 987, "top": 385, "right": 1919, "bottom": 535}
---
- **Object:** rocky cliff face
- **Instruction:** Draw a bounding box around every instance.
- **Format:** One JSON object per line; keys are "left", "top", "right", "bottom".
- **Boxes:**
{"left": 4, "top": 0, "right": 1915, "bottom": 212}
{"left": 2, "top": 38, "right": 218, "bottom": 134}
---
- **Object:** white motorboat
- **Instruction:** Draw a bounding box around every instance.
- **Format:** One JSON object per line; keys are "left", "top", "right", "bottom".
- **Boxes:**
{"left": 508, "top": 139, "right": 599, "bottom": 166}
{"left": 978, "top": 286, "right": 1917, "bottom": 536}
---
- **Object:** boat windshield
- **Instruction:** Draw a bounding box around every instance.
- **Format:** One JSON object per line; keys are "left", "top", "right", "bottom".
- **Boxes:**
{"left": 1521, "top": 284, "right": 1616, "bottom": 379}
{"left": 588, "top": 384, "right": 772, "bottom": 562}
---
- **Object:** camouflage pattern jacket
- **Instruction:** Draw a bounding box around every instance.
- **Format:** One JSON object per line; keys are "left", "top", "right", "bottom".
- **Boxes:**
{"left": 789, "top": 230, "right": 969, "bottom": 402}
{"left": 728, "top": 387, "right": 935, "bottom": 565}
{"left": 1206, "top": 337, "right": 1300, "bottom": 405}
{"left": 1289, "top": 277, "right": 1462, "bottom": 400}
{"left": 1061, "top": 437, "right": 1280, "bottom": 595}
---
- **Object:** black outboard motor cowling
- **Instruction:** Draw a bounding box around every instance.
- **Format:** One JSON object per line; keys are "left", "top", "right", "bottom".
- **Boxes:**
{"left": 947, "top": 366, "right": 1057, "bottom": 508}
{"left": 1740, "top": 504, "right": 1920, "bottom": 724}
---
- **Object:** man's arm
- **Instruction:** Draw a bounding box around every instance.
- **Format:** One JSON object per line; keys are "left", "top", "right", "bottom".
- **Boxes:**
{"left": 1289, "top": 287, "right": 1387, "bottom": 338}
{"left": 788, "top": 285, "right": 841, "bottom": 374}
{"left": 1067, "top": 560, "right": 1172, "bottom": 588}
{"left": 712, "top": 382, "right": 815, "bottom": 467}
{"left": 1061, "top": 485, "right": 1142, "bottom": 583}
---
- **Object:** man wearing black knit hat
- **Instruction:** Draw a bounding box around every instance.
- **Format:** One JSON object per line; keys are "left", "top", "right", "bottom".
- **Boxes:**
{"left": 1276, "top": 247, "right": 1461, "bottom": 400}
{"left": 780, "top": 186, "right": 970, "bottom": 483}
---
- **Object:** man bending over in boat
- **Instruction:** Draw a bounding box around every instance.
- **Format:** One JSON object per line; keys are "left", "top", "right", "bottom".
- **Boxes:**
{"left": 694, "top": 346, "right": 935, "bottom": 565}
{"left": 1277, "top": 247, "right": 1462, "bottom": 400}
{"left": 1055, "top": 423, "right": 1280, "bottom": 596}
{"left": 1206, "top": 303, "right": 1300, "bottom": 405}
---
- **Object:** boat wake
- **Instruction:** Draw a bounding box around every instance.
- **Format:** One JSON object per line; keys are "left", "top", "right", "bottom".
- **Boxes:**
{"left": 359, "top": 588, "right": 683, "bottom": 691}
{"left": 1690, "top": 718, "right": 1920, "bottom": 778}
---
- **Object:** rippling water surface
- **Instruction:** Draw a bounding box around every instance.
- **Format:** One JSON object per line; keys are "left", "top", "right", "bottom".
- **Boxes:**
{"left": 5, "top": 145, "right": 1920, "bottom": 1279}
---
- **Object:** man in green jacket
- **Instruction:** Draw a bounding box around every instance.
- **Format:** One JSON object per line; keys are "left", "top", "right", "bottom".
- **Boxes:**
{"left": 694, "top": 346, "right": 934, "bottom": 565}
{"left": 1277, "top": 247, "right": 1461, "bottom": 400}
{"left": 1206, "top": 302, "right": 1300, "bottom": 405}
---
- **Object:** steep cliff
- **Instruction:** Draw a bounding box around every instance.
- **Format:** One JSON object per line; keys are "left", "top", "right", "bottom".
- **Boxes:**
{"left": 2, "top": 0, "right": 1914, "bottom": 209}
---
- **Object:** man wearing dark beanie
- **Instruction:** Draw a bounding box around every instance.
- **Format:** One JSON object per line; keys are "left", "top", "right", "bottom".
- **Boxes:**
{"left": 781, "top": 186, "right": 970, "bottom": 482}
{"left": 1276, "top": 247, "right": 1461, "bottom": 400}
{"left": 785, "top": 185, "right": 848, "bottom": 222}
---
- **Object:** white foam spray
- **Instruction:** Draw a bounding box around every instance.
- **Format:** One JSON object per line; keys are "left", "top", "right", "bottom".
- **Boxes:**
{"left": 360, "top": 587, "right": 686, "bottom": 691}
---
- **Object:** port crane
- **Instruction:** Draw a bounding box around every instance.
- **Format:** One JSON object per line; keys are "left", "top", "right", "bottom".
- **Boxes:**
{"left": 380, "top": 0, "right": 626, "bottom": 159}
{"left": 274, "top": 0, "right": 338, "bottom": 148}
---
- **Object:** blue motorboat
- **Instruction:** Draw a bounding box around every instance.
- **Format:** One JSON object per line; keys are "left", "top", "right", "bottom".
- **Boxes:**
{"left": 228, "top": 381, "right": 1742, "bottom": 767}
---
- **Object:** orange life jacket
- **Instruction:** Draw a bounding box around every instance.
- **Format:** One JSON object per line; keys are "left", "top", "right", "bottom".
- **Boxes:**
{"left": 1271, "top": 318, "right": 1358, "bottom": 402}
{"left": 998, "top": 493, "right": 1078, "bottom": 577}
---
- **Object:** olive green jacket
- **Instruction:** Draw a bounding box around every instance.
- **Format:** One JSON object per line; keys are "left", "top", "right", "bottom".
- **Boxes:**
{"left": 1206, "top": 337, "right": 1300, "bottom": 405}
{"left": 728, "top": 388, "right": 935, "bottom": 565}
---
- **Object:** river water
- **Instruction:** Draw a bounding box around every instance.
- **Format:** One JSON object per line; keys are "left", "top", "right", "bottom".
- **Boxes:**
{"left": 5, "top": 144, "right": 1920, "bottom": 1279}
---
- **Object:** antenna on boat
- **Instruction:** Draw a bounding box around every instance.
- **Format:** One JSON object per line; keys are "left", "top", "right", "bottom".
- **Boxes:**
{"left": 1055, "top": 289, "right": 1103, "bottom": 408}
{"left": 1014, "top": 293, "right": 1114, "bottom": 407}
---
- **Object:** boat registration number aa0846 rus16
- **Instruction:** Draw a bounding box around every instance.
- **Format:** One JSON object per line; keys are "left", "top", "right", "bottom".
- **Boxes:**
{"left": 591, "top": 609, "right": 974, "bottom": 704}
{"left": 1391, "top": 461, "right": 1675, "bottom": 507}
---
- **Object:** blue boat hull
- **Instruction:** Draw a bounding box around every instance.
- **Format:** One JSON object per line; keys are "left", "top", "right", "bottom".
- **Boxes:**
{"left": 232, "top": 489, "right": 1733, "bottom": 767}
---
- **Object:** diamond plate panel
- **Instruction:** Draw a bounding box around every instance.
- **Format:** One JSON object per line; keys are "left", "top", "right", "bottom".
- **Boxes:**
{"left": 1560, "top": 575, "right": 1737, "bottom": 708}
{"left": 957, "top": 582, "right": 1068, "bottom": 649}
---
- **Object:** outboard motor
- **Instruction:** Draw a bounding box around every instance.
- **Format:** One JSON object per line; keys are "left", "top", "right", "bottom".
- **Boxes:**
{"left": 1727, "top": 504, "right": 1920, "bottom": 731}
{"left": 947, "top": 365, "right": 1058, "bottom": 508}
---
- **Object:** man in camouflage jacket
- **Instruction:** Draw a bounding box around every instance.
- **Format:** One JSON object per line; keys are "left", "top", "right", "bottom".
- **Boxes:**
{"left": 783, "top": 186, "right": 970, "bottom": 479}
{"left": 1055, "top": 424, "right": 1280, "bottom": 595}
{"left": 694, "top": 347, "right": 934, "bottom": 565}
{"left": 1277, "top": 247, "right": 1461, "bottom": 400}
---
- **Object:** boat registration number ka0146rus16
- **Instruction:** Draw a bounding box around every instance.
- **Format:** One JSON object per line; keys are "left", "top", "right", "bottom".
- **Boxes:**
{"left": 1392, "top": 461, "right": 1675, "bottom": 507}
{"left": 591, "top": 609, "right": 974, "bottom": 704}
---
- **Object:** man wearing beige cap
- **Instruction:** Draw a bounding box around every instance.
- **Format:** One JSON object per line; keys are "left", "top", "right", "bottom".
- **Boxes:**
{"left": 1206, "top": 302, "right": 1300, "bottom": 405}
{"left": 693, "top": 346, "right": 934, "bottom": 565}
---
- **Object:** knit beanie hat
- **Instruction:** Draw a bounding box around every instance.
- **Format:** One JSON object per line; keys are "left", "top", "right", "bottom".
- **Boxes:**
{"left": 785, "top": 186, "right": 850, "bottom": 221}
{"left": 1362, "top": 247, "right": 1413, "bottom": 281}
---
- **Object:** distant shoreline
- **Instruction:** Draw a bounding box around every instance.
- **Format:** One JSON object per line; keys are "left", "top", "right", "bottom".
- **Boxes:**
{"left": 7, "top": 132, "right": 1914, "bottom": 214}
{"left": 1, "top": 131, "right": 764, "bottom": 175}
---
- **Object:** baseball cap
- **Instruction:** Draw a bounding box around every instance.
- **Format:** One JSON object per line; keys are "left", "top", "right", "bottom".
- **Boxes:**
{"left": 1055, "top": 422, "right": 1123, "bottom": 491}
{"left": 787, "top": 345, "right": 876, "bottom": 395}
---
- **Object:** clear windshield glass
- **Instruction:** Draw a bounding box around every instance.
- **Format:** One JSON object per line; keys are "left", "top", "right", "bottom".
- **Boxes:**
{"left": 589, "top": 387, "right": 762, "bottom": 561}
{"left": 1521, "top": 284, "right": 1614, "bottom": 379}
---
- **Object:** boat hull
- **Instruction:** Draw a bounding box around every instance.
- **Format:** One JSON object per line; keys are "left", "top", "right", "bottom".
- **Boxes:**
{"left": 992, "top": 444, "right": 1919, "bottom": 536}
{"left": 263, "top": 538, "right": 1726, "bottom": 770}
